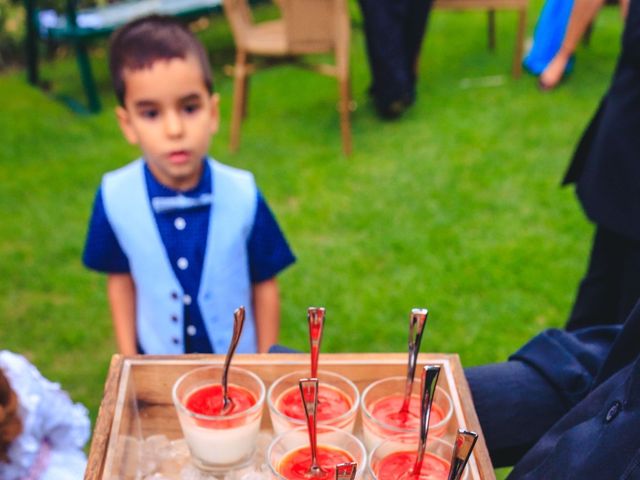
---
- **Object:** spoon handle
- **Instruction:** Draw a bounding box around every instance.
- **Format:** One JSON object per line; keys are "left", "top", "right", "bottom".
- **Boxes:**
{"left": 222, "top": 306, "right": 245, "bottom": 404}
{"left": 299, "top": 378, "right": 322, "bottom": 474}
{"left": 413, "top": 364, "right": 441, "bottom": 476}
{"left": 447, "top": 429, "right": 478, "bottom": 480}
{"left": 336, "top": 461, "right": 357, "bottom": 480}
{"left": 308, "top": 307, "right": 325, "bottom": 378}
{"left": 401, "top": 308, "right": 428, "bottom": 413}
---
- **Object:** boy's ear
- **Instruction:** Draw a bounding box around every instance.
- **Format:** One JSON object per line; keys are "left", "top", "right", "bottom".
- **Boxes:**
{"left": 115, "top": 106, "right": 139, "bottom": 145}
{"left": 209, "top": 93, "right": 220, "bottom": 135}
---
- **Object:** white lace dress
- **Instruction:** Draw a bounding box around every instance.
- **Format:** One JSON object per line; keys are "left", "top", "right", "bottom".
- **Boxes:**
{"left": 0, "top": 351, "right": 91, "bottom": 480}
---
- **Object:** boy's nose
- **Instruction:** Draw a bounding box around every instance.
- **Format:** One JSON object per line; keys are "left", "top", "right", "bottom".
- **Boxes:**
{"left": 164, "top": 111, "right": 184, "bottom": 137}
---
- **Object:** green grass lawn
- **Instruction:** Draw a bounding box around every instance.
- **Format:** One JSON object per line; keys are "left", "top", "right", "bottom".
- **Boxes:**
{"left": 0, "top": 1, "right": 624, "bottom": 474}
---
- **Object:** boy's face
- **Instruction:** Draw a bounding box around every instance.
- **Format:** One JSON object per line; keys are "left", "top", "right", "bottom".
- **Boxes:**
{"left": 116, "top": 55, "right": 219, "bottom": 191}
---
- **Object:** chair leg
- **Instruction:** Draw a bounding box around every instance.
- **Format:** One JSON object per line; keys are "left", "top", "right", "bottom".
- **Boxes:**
{"left": 25, "top": 0, "right": 39, "bottom": 85}
{"left": 487, "top": 10, "right": 496, "bottom": 51}
{"left": 512, "top": 7, "right": 526, "bottom": 78}
{"left": 76, "top": 41, "right": 101, "bottom": 112}
{"left": 230, "top": 51, "right": 248, "bottom": 152}
{"left": 242, "top": 74, "right": 250, "bottom": 119}
{"left": 338, "top": 76, "right": 352, "bottom": 156}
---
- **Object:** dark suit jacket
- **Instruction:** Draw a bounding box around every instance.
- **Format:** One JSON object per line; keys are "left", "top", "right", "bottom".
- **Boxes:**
{"left": 466, "top": 300, "right": 640, "bottom": 478}
{"left": 508, "top": 304, "right": 640, "bottom": 478}
{"left": 563, "top": 0, "right": 640, "bottom": 241}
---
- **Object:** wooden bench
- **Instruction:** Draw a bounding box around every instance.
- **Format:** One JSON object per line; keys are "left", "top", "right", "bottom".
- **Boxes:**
{"left": 24, "top": 0, "right": 225, "bottom": 112}
{"left": 434, "top": 0, "right": 529, "bottom": 78}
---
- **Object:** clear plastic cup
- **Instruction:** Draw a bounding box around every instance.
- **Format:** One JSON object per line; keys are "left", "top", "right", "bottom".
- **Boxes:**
{"left": 360, "top": 376, "right": 453, "bottom": 451}
{"left": 368, "top": 434, "right": 467, "bottom": 480}
{"left": 268, "top": 370, "right": 359, "bottom": 435}
{"left": 172, "top": 365, "right": 265, "bottom": 472}
{"left": 267, "top": 425, "right": 367, "bottom": 479}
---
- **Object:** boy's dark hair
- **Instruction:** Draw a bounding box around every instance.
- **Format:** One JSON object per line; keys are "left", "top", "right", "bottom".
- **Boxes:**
{"left": 109, "top": 15, "right": 213, "bottom": 105}
{"left": 0, "top": 369, "right": 22, "bottom": 464}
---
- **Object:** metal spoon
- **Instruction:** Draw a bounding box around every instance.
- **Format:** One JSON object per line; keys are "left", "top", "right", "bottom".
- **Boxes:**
{"left": 336, "top": 461, "right": 357, "bottom": 480}
{"left": 299, "top": 378, "right": 325, "bottom": 477}
{"left": 409, "top": 365, "right": 441, "bottom": 478}
{"left": 221, "top": 306, "right": 245, "bottom": 415}
{"left": 447, "top": 429, "right": 478, "bottom": 480}
{"left": 400, "top": 308, "right": 429, "bottom": 414}
{"left": 308, "top": 307, "right": 326, "bottom": 378}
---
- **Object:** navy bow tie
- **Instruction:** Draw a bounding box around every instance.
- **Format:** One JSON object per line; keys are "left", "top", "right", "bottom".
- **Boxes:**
{"left": 151, "top": 193, "right": 213, "bottom": 214}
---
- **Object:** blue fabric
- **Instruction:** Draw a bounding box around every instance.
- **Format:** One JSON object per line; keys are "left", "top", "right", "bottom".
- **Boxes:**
{"left": 145, "top": 163, "right": 214, "bottom": 353}
{"left": 83, "top": 160, "right": 295, "bottom": 354}
{"left": 268, "top": 344, "right": 301, "bottom": 353}
{"left": 83, "top": 191, "right": 130, "bottom": 273}
{"left": 523, "top": 0, "right": 576, "bottom": 75}
{"left": 102, "top": 158, "right": 259, "bottom": 354}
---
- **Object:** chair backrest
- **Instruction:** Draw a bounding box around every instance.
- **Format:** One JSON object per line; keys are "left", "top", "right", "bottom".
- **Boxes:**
{"left": 222, "top": 0, "right": 255, "bottom": 49}
{"left": 280, "top": 0, "right": 349, "bottom": 55}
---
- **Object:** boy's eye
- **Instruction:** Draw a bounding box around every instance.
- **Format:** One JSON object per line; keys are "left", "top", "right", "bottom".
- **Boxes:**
{"left": 183, "top": 103, "right": 201, "bottom": 114}
{"left": 140, "top": 109, "right": 159, "bottom": 119}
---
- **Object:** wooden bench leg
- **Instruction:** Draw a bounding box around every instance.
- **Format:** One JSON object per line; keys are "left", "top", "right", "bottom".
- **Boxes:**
{"left": 75, "top": 42, "right": 101, "bottom": 112}
{"left": 512, "top": 7, "right": 526, "bottom": 78}
{"left": 488, "top": 9, "right": 496, "bottom": 51}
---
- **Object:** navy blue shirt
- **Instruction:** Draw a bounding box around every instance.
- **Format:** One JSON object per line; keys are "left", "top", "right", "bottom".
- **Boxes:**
{"left": 83, "top": 161, "right": 295, "bottom": 353}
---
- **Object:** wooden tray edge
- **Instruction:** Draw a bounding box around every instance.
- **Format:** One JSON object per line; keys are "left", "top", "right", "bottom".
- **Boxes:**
{"left": 85, "top": 354, "right": 123, "bottom": 480}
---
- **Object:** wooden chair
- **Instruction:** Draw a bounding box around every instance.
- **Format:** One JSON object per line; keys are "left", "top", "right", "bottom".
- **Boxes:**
{"left": 222, "top": 0, "right": 352, "bottom": 155}
{"left": 434, "top": 0, "right": 529, "bottom": 78}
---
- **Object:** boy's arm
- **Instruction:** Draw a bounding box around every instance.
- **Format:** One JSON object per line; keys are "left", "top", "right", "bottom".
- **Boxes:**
{"left": 107, "top": 273, "right": 137, "bottom": 355}
{"left": 252, "top": 278, "right": 280, "bottom": 353}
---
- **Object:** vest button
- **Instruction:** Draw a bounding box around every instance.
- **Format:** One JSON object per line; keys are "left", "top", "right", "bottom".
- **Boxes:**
{"left": 172, "top": 337, "right": 180, "bottom": 345}
{"left": 183, "top": 294, "right": 192, "bottom": 305}
{"left": 171, "top": 291, "right": 178, "bottom": 300}
{"left": 177, "top": 257, "right": 189, "bottom": 270}
{"left": 171, "top": 315, "right": 178, "bottom": 322}
{"left": 187, "top": 325, "right": 197, "bottom": 336}
{"left": 605, "top": 401, "right": 621, "bottom": 423}
{"left": 174, "top": 217, "right": 186, "bottom": 230}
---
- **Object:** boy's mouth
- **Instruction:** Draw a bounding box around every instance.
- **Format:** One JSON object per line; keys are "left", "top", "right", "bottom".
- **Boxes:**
{"left": 168, "top": 150, "right": 190, "bottom": 164}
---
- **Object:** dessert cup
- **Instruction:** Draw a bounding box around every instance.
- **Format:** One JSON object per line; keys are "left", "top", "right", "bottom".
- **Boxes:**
{"left": 268, "top": 370, "right": 359, "bottom": 435}
{"left": 172, "top": 365, "right": 265, "bottom": 472}
{"left": 267, "top": 425, "right": 367, "bottom": 479}
{"left": 360, "top": 376, "right": 453, "bottom": 451}
{"left": 368, "top": 434, "right": 467, "bottom": 480}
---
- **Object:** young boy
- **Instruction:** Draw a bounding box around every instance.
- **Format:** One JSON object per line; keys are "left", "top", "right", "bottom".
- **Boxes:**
{"left": 82, "top": 15, "right": 295, "bottom": 355}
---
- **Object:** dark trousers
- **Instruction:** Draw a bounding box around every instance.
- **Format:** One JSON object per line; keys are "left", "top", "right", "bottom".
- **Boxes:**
{"left": 465, "top": 361, "right": 568, "bottom": 468}
{"left": 565, "top": 226, "right": 640, "bottom": 331}
{"left": 357, "top": 0, "right": 434, "bottom": 108}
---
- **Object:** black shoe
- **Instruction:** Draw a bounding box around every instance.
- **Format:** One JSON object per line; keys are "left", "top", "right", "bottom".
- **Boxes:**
{"left": 376, "top": 92, "right": 416, "bottom": 120}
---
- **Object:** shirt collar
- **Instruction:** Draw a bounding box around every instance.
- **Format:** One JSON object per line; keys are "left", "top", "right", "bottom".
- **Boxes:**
{"left": 143, "top": 158, "right": 212, "bottom": 199}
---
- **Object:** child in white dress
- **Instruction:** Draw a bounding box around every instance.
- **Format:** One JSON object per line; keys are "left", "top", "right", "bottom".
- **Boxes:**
{"left": 0, "top": 350, "right": 90, "bottom": 480}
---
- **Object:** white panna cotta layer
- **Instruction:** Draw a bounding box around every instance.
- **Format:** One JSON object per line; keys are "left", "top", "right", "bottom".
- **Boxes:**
{"left": 179, "top": 415, "right": 261, "bottom": 465}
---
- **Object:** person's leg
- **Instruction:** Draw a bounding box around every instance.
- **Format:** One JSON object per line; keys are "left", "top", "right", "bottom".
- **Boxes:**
{"left": 565, "top": 226, "right": 624, "bottom": 331}
{"left": 539, "top": 0, "right": 606, "bottom": 89}
{"left": 402, "top": 0, "right": 435, "bottom": 99}
{"left": 357, "top": 0, "right": 415, "bottom": 118}
{"left": 466, "top": 361, "right": 569, "bottom": 468}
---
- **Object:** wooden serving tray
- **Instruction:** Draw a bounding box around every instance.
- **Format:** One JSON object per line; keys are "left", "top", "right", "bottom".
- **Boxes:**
{"left": 85, "top": 353, "right": 495, "bottom": 479}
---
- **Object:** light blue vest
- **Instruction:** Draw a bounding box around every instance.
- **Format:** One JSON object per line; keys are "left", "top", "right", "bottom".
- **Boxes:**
{"left": 101, "top": 158, "right": 258, "bottom": 354}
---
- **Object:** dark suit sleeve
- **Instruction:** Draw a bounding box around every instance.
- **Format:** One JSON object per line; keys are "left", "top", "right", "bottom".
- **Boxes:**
{"left": 466, "top": 325, "right": 621, "bottom": 467}
{"left": 622, "top": 0, "right": 640, "bottom": 65}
